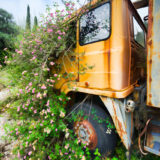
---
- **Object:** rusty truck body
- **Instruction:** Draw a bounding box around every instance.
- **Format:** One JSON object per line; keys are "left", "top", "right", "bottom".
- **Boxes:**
{"left": 53, "top": 0, "right": 160, "bottom": 158}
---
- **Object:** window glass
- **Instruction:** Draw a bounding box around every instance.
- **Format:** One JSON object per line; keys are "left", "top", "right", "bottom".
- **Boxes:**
{"left": 79, "top": 2, "right": 110, "bottom": 45}
{"left": 133, "top": 17, "right": 145, "bottom": 47}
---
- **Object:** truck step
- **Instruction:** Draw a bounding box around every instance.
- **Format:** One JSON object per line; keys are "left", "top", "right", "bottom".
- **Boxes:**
{"left": 144, "top": 120, "right": 160, "bottom": 156}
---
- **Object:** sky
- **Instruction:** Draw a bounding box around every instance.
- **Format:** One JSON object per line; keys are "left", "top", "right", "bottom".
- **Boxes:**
{"left": 0, "top": 0, "right": 148, "bottom": 27}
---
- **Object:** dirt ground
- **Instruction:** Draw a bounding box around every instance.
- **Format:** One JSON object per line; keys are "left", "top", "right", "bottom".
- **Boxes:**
{"left": 0, "top": 87, "right": 18, "bottom": 160}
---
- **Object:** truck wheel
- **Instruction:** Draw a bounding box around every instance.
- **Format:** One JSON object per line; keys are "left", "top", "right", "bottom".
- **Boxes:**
{"left": 70, "top": 102, "right": 117, "bottom": 157}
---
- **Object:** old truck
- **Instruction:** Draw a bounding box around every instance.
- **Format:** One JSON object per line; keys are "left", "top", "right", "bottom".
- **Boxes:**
{"left": 54, "top": 0, "right": 160, "bottom": 158}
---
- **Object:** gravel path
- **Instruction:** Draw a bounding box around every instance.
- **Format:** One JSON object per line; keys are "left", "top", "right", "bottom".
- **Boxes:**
{"left": 0, "top": 89, "right": 10, "bottom": 102}
{"left": 0, "top": 88, "right": 18, "bottom": 160}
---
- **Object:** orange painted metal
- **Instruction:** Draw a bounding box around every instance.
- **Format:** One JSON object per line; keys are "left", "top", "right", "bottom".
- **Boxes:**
{"left": 54, "top": 0, "right": 146, "bottom": 99}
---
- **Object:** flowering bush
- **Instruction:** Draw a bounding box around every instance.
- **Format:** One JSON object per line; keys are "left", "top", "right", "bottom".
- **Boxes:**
{"left": 2, "top": 1, "right": 101, "bottom": 160}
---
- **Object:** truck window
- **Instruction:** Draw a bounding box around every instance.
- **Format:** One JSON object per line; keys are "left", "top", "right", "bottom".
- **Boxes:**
{"left": 79, "top": 2, "right": 110, "bottom": 45}
{"left": 133, "top": 17, "right": 145, "bottom": 47}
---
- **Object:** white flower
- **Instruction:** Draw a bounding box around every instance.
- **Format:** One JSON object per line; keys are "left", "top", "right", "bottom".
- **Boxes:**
{"left": 81, "top": 156, "right": 86, "bottom": 160}
{"left": 106, "top": 128, "right": 112, "bottom": 134}
{"left": 65, "top": 132, "right": 69, "bottom": 138}
{"left": 65, "top": 144, "right": 69, "bottom": 149}
{"left": 44, "top": 127, "right": 51, "bottom": 134}
{"left": 60, "top": 111, "right": 65, "bottom": 118}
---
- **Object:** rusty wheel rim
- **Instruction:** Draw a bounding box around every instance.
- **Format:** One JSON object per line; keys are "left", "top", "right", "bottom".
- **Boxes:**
{"left": 74, "top": 119, "right": 98, "bottom": 150}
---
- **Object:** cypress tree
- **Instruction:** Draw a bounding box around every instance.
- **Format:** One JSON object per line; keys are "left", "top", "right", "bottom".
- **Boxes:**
{"left": 32, "top": 16, "right": 38, "bottom": 31}
{"left": 34, "top": 16, "right": 38, "bottom": 27}
{"left": 26, "top": 5, "right": 31, "bottom": 31}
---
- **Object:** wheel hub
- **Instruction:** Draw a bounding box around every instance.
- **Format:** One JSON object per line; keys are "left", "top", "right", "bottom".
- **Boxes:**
{"left": 74, "top": 120, "right": 98, "bottom": 150}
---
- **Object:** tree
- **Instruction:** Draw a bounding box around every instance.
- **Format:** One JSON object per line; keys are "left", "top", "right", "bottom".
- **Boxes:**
{"left": 26, "top": 5, "right": 31, "bottom": 31}
{"left": 32, "top": 16, "right": 38, "bottom": 31}
{"left": 0, "top": 8, "right": 17, "bottom": 64}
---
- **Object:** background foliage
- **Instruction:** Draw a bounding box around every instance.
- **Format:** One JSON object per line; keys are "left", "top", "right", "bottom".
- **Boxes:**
{"left": 0, "top": 8, "right": 18, "bottom": 65}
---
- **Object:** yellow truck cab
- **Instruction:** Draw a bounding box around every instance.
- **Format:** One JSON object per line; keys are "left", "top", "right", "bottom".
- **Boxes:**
{"left": 53, "top": 0, "right": 160, "bottom": 158}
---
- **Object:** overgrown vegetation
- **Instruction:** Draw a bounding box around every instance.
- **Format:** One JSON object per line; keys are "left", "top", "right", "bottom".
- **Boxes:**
{"left": 0, "top": 1, "right": 101, "bottom": 160}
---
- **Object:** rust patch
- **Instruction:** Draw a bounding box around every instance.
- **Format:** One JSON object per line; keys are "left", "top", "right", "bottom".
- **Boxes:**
{"left": 148, "top": 0, "right": 153, "bottom": 40}
{"left": 74, "top": 119, "right": 98, "bottom": 150}
{"left": 147, "top": 0, "right": 153, "bottom": 106}
{"left": 112, "top": 101, "right": 126, "bottom": 143}
{"left": 138, "top": 119, "right": 152, "bottom": 155}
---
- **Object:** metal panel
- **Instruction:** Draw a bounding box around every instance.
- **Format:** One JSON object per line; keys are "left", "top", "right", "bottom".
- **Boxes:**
{"left": 100, "top": 96, "right": 133, "bottom": 149}
{"left": 144, "top": 120, "right": 160, "bottom": 156}
{"left": 147, "top": 0, "right": 160, "bottom": 108}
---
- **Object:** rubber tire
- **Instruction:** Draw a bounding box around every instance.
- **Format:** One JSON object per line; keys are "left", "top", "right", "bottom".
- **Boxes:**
{"left": 69, "top": 102, "right": 117, "bottom": 158}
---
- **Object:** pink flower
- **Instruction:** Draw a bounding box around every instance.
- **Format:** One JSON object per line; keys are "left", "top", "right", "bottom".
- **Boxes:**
{"left": 32, "top": 56, "right": 36, "bottom": 60}
{"left": 47, "top": 29, "right": 53, "bottom": 33}
{"left": 40, "top": 123, "right": 43, "bottom": 126}
{"left": 41, "top": 84, "right": 46, "bottom": 90}
{"left": 17, "top": 106, "right": 20, "bottom": 112}
{"left": 46, "top": 100, "right": 50, "bottom": 107}
{"left": 34, "top": 73, "right": 38, "bottom": 76}
{"left": 5, "top": 56, "right": 7, "bottom": 59}
{"left": 18, "top": 151, "right": 20, "bottom": 158}
{"left": 50, "top": 62, "right": 55, "bottom": 66}
{"left": 16, "top": 131, "right": 19, "bottom": 135}
{"left": 22, "top": 71, "right": 27, "bottom": 75}
{"left": 55, "top": 128, "right": 58, "bottom": 132}
{"left": 58, "top": 36, "right": 61, "bottom": 40}
{"left": 29, "top": 82, "right": 32, "bottom": 86}
{"left": 32, "top": 88, "right": 35, "bottom": 93}
{"left": 17, "top": 50, "right": 23, "bottom": 55}
{"left": 34, "top": 110, "right": 37, "bottom": 114}
{"left": 54, "top": 74, "right": 57, "bottom": 77}
{"left": 50, "top": 80, "right": 55, "bottom": 83}
{"left": 36, "top": 92, "right": 41, "bottom": 98}
{"left": 31, "top": 107, "right": 33, "bottom": 110}
{"left": 43, "top": 92, "right": 47, "bottom": 97}
{"left": 15, "top": 128, "right": 18, "bottom": 131}
{"left": 28, "top": 151, "right": 32, "bottom": 156}
{"left": 19, "top": 89, "right": 23, "bottom": 94}
{"left": 24, "top": 156, "right": 26, "bottom": 159}
{"left": 50, "top": 13, "right": 53, "bottom": 17}
{"left": 50, "top": 120, "right": 53, "bottom": 124}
